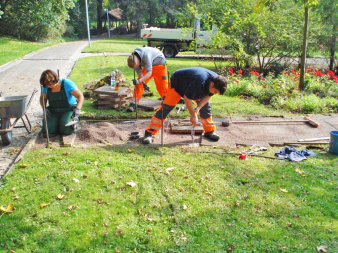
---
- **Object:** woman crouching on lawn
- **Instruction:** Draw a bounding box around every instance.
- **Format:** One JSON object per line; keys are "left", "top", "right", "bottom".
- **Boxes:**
{"left": 40, "top": 69, "right": 84, "bottom": 137}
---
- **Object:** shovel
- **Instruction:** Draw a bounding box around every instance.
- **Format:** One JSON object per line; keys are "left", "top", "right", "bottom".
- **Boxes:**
{"left": 65, "top": 117, "right": 79, "bottom": 127}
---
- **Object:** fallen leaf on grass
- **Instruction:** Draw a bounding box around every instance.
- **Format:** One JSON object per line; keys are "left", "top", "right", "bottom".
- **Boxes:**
{"left": 146, "top": 229, "right": 152, "bottom": 234}
{"left": 280, "top": 188, "right": 288, "bottom": 193}
{"left": 11, "top": 187, "right": 16, "bottom": 192}
{"left": 317, "top": 246, "right": 327, "bottom": 252}
{"left": 0, "top": 203, "right": 14, "bottom": 213}
{"left": 57, "top": 194, "right": 65, "bottom": 200}
{"left": 40, "top": 203, "right": 50, "bottom": 208}
{"left": 12, "top": 196, "right": 19, "bottom": 200}
{"left": 128, "top": 149, "right": 134, "bottom": 153}
{"left": 295, "top": 168, "right": 304, "bottom": 174}
{"left": 182, "top": 204, "right": 187, "bottom": 210}
{"left": 62, "top": 212, "right": 69, "bottom": 216}
{"left": 126, "top": 181, "right": 136, "bottom": 187}
{"left": 235, "top": 200, "right": 241, "bottom": 207}
{"left": 165, "top": 167, "right": 175, "bottom": 174}
{"left": 68, "top": 205, "right": 78, "bottom": 210}
{"left": 227, "top": 244, "right": 235, "bottom": 252}
{"left": 19, "top": 164, "right": 28, "bottom": 168}
{"left": 72, "top": 178, "right": 79, "bottom": 183}
{"left": 204, "top": 189, "right": 213, "bottom": 195}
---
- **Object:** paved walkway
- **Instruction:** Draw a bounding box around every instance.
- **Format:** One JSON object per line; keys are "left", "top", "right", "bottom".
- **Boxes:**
{"left": 0, "top": 40, "right": 88, "bottom": 179}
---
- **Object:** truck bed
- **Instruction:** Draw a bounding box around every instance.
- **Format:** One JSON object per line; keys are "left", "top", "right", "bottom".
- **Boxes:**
{"left": 141, "top": 28, "right": 194, "bottom": 41}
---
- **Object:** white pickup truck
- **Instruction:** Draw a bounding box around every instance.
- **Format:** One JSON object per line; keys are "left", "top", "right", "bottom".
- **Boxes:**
{"left": 141, "top": 18, "right": 217, "bottom": 58}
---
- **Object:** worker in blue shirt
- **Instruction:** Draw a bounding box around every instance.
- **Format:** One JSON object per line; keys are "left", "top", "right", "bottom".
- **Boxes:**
{"left": 40, "top": 69, "right": 84, "bottom": 137}
{"left": 142, "top": 67, "right": 227, "bottom": 144}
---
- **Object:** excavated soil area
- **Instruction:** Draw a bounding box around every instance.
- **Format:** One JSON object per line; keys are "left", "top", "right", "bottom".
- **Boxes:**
{"left": 33, "top": 115, "right": 338, "bottom": 149}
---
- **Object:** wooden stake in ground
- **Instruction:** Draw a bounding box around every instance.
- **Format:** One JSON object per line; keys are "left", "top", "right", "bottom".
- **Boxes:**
{"left": 40, "top": 85, "right": 49, "bottom": 148}
{"left": 133, "top": 53, "right": 138, "bottom": 120}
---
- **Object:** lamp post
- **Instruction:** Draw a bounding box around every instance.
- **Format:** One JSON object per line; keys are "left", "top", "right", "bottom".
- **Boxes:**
{"left": 105, "top": 8, "right": 111, "bottom": 38}
{"left": 85, "top": 0, "right": 91, "bottom": 47}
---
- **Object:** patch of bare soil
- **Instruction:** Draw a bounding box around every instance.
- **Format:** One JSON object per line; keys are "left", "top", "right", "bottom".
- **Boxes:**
{"left": 75, "top": 122, "right": 124, "bottom": 146}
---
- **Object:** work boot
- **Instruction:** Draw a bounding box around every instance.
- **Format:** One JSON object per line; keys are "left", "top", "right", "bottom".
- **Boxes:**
{"left": 204, "top": 131, "right": 220, "bottom": 142}
{"left": 142, "top": 131, "right": 153, "bottom": 144}
{"left": 126, "top": 103, "right": 136, "bottom": 112}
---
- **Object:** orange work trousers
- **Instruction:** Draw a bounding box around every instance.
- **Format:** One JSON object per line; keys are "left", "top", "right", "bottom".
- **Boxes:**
{"left": 145, "top": 84, "right": 216, "bottom": 135}
{"left": 133, "top": 63, "right": 168, "bottom": 99}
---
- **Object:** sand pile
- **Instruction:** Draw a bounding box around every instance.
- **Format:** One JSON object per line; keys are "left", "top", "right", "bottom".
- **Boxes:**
{"left": 75, "top": 122, "right": 124, "bottom": 145}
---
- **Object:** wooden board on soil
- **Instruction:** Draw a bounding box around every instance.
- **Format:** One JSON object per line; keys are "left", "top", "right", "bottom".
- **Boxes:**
{"left": 93, "top": 86, "right": 130, "bottom": 97}
{"left": 61, "top": 134, "right": 77, "bottom": 147}
{"left": 136, "top": 98, "right": 162, "bottom": 111}
{"left": 170, "top": 121, "right": 204, "bottom": 134}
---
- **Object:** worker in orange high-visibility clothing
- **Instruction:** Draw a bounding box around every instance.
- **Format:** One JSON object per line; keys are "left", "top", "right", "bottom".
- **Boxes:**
{"left": 127, "top": 47, "right": 168, "bottom": 112}
{"left": 142, "top": 67, "right": 227, "bottom": 144}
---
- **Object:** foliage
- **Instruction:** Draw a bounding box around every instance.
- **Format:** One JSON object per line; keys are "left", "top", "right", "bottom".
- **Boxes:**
{"left": 64, "top": 0, "right": 88, "bottom": 38}
{"left": 225, "top": 67, "right": 338, "bottom": 113}
{"left": 0, "top": 146, "right": 337, "bottom": 251}
{"left": 0, "top": 0, "right": 75, "bottom": 41}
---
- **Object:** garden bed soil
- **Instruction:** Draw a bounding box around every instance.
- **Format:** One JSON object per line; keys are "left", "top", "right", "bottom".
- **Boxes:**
{"left": 32, "top": 115, "right": 337, "bottom": 149}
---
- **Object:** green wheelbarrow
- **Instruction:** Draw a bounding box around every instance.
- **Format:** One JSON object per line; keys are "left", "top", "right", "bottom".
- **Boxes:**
{"left": 0, "top": 89, "right": 37, "bottom": 146}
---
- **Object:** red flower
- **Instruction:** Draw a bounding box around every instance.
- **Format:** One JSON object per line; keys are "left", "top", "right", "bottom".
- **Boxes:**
{"left": 238, "top": 69, "right": 243, "bottom": 75}
{"left": 254, "top": 71, "right": 259, "bottom": 77}
{"left": 291, "top": 70, "right": 297, "bottom": 74}
{"left": 283, "top": 71, "right": 289, "bottom": 75}
{"left": 235, "top": 79, "right": 239, "bottom": 83}
{"left": 328, "top": 70, "right": 335, "bottom": 76}
{"left": 229, "top": 67, "right": 234, "bottom": 75}
{"left": 261, "top": 77, "right": 265, "bottom": 81}
{"left": 262, "top": 84, "right": 266, "bottom": 88}
{"left": 250, "top": 70, "right": 254, "bottom": 75}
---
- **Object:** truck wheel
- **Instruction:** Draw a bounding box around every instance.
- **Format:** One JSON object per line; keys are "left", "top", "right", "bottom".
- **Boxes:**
{"left": 0, "top": 118, "right": 12, "bottom": 146}
{"left": 163, "top": 45, "right": 178, "bottom": 58}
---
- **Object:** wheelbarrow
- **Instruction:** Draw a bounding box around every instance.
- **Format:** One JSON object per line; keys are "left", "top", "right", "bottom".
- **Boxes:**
{"left": 0, "top": 89, "right": 38, "bottom": 146}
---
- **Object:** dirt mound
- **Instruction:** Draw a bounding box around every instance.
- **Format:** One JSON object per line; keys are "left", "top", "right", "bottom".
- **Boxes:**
{"left": 76, "top": 122, "right": 124, "bottom": 145}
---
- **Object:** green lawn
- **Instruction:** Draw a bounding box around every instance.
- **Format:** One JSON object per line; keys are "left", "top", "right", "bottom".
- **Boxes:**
{"left": 0, "top": 37, "right": 57, "bottom": 66}
{"left": 70, "top": 55, "right": 284, "bottom": 119}
{"left": 0, "top": 146, "right": 336, "bottom": 252}
{"left": 82, "top": 37, "right": 146, "bottom": 53}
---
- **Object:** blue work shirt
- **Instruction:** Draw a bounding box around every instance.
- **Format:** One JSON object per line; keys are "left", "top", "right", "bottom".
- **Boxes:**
{"left": 43, "top": 78, "right": 78, "bottom": 106}
{"left": 170, "top": 67, "right": 216, "bottom": 100}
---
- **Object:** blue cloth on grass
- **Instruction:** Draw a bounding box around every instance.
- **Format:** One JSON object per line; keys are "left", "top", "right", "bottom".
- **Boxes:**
{"left": 275, "top": 146, "right": 317, "bottom": 162}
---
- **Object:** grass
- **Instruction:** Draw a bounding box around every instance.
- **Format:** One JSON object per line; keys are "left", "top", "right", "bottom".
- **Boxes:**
{"left": 0, "top": 36, "right": 68, "bottom": 66}
{"left": 0, "top": 146, "right": 337, "bottom": 252}
{"left": 70, "top": 55, "right": 285, "bottom": 119}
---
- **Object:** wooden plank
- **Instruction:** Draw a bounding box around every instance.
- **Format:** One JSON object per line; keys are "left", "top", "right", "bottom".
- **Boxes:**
{"left": 93, "top": 86, "right": 131, "bottom": 97}
{"left": 61, "top": 134, "right": 77, "bottom": 147}
{"left": 136, "top": 98, "right": 162, "bottom": 111}
{"left": 170, "top": 125, "right": 204, "bottom": 134}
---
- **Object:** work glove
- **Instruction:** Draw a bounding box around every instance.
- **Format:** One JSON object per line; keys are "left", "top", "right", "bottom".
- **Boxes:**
{"left": 132, "top": 79, "right": 140, "bottom": 85}
{"left": 72, "top": 108, "right": 80, "bottom": 119}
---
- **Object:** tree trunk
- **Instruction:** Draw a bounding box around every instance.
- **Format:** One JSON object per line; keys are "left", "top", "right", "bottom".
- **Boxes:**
{"left": 97, "top": 0, "right": 103, "bottom": 31}
{"left": 299, "top": 5, "right": 309, "bottom": 91}
{"left": 329, "top": 24, "right": 336, "bottom": 71}
{"left": 137, "top": 16, "right": 142, "bottom": 38}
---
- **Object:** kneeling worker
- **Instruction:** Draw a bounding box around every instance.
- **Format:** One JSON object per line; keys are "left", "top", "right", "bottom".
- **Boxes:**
{"left": 142, "top": 67, "right": 227, "bottom": 144}
{"left": 127, "top": 47, "right": 169, "bottom": 111}
{"left": 40, "top": 69, "right": 84, "bottom": 137}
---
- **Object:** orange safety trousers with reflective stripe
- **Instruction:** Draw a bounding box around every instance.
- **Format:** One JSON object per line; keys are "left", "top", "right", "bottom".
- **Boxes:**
{"left": 133, "top": 63, "right": 168, "bottom": 99}
{"left": 145, "top": 85, "right": 216, "bottom": 135}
